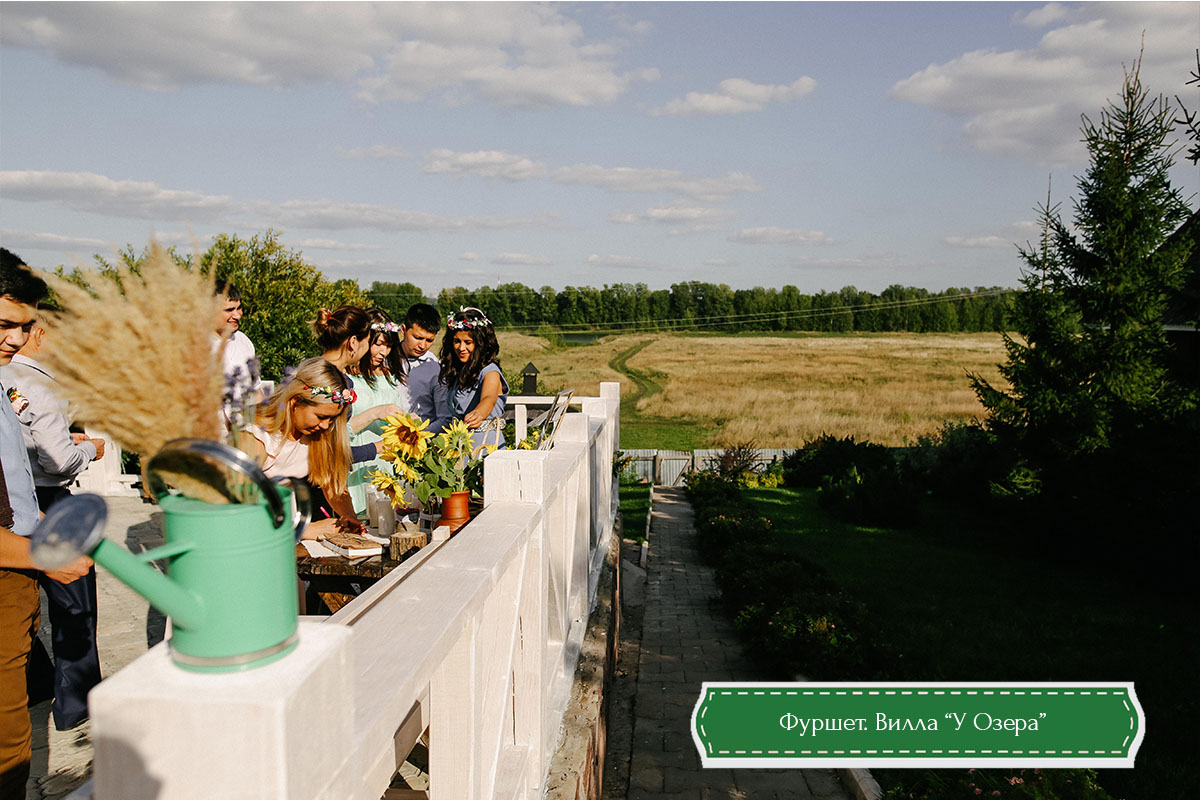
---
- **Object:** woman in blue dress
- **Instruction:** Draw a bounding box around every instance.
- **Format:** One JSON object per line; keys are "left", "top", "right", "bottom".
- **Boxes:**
{"left": 439, "top": 307, "right": 508, "bottom": 454}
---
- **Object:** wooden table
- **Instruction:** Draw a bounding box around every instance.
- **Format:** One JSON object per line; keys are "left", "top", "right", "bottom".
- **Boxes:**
{"left": 296, "top": 539, "right": 419, "bottom": 614}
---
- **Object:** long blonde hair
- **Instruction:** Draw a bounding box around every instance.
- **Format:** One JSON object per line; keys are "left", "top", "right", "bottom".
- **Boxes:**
{"left": 257, "top": 357, "right": 352, "bottom": 497}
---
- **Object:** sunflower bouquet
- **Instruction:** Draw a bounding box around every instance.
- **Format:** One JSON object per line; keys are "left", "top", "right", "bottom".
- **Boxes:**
{"left": 368, "top": 414, "right": 493, "bottom": 507}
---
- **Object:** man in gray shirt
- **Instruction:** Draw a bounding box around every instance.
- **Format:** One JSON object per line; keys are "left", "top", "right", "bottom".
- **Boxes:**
{"left": 1, "top": 317, "right": 105, "bottom": 731}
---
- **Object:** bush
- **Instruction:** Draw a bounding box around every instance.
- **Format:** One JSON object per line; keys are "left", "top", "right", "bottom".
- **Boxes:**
{"left": 900, "top": 422, "right": 1004, "bottom": 501}
{"left": 881, "top": 767, "right": 1113, "bottom": 800}
{"left": 738, "top": 460, "right": 785, "bottom": 488}
{"left": 818, "top": 464, "right": 920, "bottom": 528}
{"left": 782, "top": 434, "right": 892, "bottom": 487}
{"left": 714, "top": 440, "right": 761, "bottom": 481}
{"left": 684, "top": 469, "right": 887, "bottom": 679}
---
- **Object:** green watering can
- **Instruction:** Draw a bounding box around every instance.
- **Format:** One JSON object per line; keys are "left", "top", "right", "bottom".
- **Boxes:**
{"left": 31, "top": 439, "right": 310, "bottom": 673}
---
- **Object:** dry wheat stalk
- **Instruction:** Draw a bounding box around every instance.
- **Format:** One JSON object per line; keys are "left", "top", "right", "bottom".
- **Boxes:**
{"left": 43, "top": 241, "right": 224, "bottom": 459}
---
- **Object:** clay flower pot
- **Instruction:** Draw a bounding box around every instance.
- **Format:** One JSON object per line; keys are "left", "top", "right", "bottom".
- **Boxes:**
{"left": 436, "top": 490, "right": 472, "bottom": 535}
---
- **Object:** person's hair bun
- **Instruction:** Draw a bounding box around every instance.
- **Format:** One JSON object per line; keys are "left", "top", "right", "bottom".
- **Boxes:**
{"left": 316, "top": 307, "right": 331, "bottom": 328}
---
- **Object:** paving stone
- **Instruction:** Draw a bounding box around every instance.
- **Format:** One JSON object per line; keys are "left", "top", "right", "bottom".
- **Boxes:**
{"left": 622, "top": 487, "right": 852, "bottom": 800}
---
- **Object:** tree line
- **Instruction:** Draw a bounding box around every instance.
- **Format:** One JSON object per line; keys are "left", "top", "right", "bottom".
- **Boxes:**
{"left": 366, "top": 281, "right": 1015, "bottom": 334}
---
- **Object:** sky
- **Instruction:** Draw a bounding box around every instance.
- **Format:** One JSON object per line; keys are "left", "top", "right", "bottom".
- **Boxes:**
{"left": 2, "top": 1, "right": 1198, "bottom": 296}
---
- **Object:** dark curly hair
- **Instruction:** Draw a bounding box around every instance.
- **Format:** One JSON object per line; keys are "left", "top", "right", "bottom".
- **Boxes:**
{"left": 350, "top": 307, "right": 407, "bottom": 387}
{"left": 439, "top": 308, "right": 500, "bottom": 391}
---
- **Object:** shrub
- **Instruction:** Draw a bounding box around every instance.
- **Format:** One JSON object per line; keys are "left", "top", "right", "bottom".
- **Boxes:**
{"left": 714, "top": 440, "right": 761, "bottom": 481}
{"left": 782, "top": 434, "right": 892, "bottom": 487}
{"left": 881, "top": 767, "right": 1113, "bottom": 800}
{"left": 818, "top": 464, "right": 920, "bottom": 528}
{"left": 738, "top": 460, "right": 785, "bottom": 488}
{"left": 900, "top": 422, "right": 1007, "bottom": 503}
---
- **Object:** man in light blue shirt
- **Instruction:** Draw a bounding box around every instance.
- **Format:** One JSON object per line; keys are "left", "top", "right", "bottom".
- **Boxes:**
{"left": 1, "top": 317, "right": 105, "bottom": 731}
{"left": 1, "top": 249, "right": 92, "bottom": 796}
{"left": 398, "top": 304, "right": 453, "bottom": 433}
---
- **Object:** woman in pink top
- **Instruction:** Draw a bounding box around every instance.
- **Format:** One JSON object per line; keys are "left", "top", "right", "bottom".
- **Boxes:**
{"left": 240, "top": 357, "right": 363, "bottom": 540}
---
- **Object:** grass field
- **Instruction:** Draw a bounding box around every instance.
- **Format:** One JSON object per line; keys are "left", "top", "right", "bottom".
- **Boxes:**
{"left": 497, "top": 331, "right": 1008, "bottom": 449}
{"left": 745, "top": 486, "right": 1196, "bottom": 799}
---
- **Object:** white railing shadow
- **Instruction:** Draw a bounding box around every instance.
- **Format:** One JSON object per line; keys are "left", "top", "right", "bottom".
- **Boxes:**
{"left": 85, "top": 382, "right": 620, "bottom": 800}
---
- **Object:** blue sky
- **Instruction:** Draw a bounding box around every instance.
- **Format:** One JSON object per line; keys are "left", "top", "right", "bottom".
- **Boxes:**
{"left": 2, "top": 2, "right": 1198, "bottom": 295}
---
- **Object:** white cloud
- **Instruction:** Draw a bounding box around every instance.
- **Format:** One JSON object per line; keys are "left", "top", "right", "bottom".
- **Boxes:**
{"left": 890, "top": 3, "right": 1199, "bottom": 166}
{"left": 459, "top": 252, "right": 482, "bottom": 261}
{"left": 295, "top": 238, "right": 382, "bottom": 251}
{"left": 0, "top": 170, "right": 242, "bottom": 222}
{"left": 0, "top": 169, "right": 560, "bottom": 235}
{"left": 729, "top": 226, "right": 833, "bottom": 245}
{"left": 944, "top": 235, "right": 1011, "bottom": 248}
{"left": 339, "top": 145, "right": 409, "bottom": 160}
{"left": 269, "top": 200, "right": 555, "bottom": 233}
{"left": 492, "top": 253, "right": 554, "bottom": 266}
{"left": 703, "top": 258, "right": 737, "bottom": 267}
{"left": 419, "top": 152, "right": 760, "bottom": 202}
{"left": 652, "top": 76, "right": 817, "bottom": 116}
{"left": 585, "top": 253, "right": 669, "bottom": 270}
{"left": 1015, "top": 3, "right": 1076, "bottom": 28}
{"left": 424, "top": 149, "right": 549, "bottom": 181}
{"left": 0, "top": 4, "right": 650, "bottom": 109}
{"left": 555, "top": 164, "right": 761, "bottom": 202}
{"left": 609, "top": 202, "right": 735, "bottom": 226}
{"left": 0, "top": 228, "right": 109, "bottom": 253}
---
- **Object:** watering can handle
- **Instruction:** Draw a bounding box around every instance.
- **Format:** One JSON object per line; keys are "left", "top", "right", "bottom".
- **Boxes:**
{"left": 146, "top": 438, "right": 287, "bottom": 527}
{"left": 272, "top": 476, "right": 312, "bottom": 542}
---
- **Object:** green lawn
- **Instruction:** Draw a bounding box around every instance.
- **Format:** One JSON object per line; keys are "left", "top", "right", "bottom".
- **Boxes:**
{"left": 743, "top": 487, "right": 1197, "bottom": 800}
{"left": 618, "top": 476, "right": 651, "bottom": 542}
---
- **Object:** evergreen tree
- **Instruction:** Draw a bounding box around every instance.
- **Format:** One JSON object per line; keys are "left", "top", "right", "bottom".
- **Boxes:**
{"left": 971, "top": 58, "right": 1194, "bottom": 486}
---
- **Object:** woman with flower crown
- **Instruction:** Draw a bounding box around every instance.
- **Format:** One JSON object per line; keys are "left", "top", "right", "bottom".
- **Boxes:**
{"left": 239, "top": 357, "right": 364, "bottom": 541}
{"left": 439, "top": 307, "right": 508, "bottom": 453}
{"left": 312, "top": 305, "right": 404, "bottom": 439}
{"left": 345, "top": 307, "right": 414, "bottom": 519}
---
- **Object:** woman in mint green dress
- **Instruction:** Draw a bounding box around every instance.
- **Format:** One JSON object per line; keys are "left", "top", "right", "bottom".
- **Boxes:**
{"left": 346, "top": 308, "right": 412, "bottom": 519}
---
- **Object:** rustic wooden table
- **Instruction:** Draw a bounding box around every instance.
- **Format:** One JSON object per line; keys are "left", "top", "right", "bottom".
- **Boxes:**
{"left": 296, "top": 542, "right": 412, "bottom": 614}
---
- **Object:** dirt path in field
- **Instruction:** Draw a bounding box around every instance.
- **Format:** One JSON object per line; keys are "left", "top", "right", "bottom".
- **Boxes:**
{"left": 607, "top": 339, "right": 664, "bottom": 414}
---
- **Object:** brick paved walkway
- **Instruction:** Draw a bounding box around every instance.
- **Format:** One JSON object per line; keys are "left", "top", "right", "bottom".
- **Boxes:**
{"left": 626, "top": 487, "right": 853, "bottom": 800}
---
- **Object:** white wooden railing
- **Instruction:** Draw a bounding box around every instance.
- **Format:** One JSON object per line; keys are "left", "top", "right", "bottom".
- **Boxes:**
{"left": 84, "top": 382, "right": 621, "bottom": 800}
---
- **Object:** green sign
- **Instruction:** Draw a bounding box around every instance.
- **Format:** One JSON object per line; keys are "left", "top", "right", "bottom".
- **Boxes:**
{"left": 692, "top": 682, "right": 1142, "bottom": 768}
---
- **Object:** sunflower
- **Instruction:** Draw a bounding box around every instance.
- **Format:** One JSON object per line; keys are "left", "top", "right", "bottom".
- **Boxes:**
{"left": 380, "top": 412, "right": 432, "bottom": 462}
{"left": 436, "top": 419, "right": 475, "bottom": 461}
{"left": 367, "top": 469, "right": 402, "bottom": 500}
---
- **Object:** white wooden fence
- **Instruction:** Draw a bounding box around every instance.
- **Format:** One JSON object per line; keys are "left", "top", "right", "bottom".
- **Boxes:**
{"left": 83, "top": 383, "right": 621, "bottom": 800}
{"left": 623, "top": 448, "right": 791, "bottom": 486}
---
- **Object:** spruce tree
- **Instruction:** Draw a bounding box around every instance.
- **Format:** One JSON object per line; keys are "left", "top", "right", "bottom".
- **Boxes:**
{"left": 971, "top": 57, "right": 1194, "bottom": 481}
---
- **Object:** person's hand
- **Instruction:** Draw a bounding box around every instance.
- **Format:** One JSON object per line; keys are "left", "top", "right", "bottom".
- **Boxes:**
{"left": 71, "top": 432, "right": 88, "bottom": 445}
{"left": 463, "top": 410, "right": 482, "bottom": 429}
{"left": 374, "top": 404, "right": 405, "bottom": 423}
{"left": 302, "top": 516, "right": 366, "bottom": 541}
{"left": 44, "top": 555, "right": 93, "bottom": 584}
{"left": 90, "top": 437, "right": 106, "bottom": 460}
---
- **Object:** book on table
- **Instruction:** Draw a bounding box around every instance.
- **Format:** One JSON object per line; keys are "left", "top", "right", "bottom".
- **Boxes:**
{"left": 321, "top": 531, "right": 385, "bottom": 558}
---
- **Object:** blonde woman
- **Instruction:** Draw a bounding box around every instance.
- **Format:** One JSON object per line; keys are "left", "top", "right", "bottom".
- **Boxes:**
{"left": 239, "top": 357, "right": 363, "bottom": 540}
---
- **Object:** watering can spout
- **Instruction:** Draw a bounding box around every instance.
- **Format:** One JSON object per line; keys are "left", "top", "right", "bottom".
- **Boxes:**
{"left": 30, "top": 493, "right": 207, "bottom": 632}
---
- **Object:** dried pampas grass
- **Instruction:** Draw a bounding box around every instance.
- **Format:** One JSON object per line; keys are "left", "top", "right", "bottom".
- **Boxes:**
{"left": 44, "top": 241, "right": 224, "bottom": 459}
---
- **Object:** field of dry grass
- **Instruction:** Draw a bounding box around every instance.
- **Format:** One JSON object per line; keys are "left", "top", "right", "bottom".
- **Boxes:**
{"left": 497, "top": 331, "right": 1008, "bottom": 448}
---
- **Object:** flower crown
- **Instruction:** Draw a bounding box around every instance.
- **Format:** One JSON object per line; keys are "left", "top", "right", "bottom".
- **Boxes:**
{"left": 305, "top": 384, "right": 357, "bottom": 405}
{"left": 447, "top": 306, "right": 492, "bottom": 331}
{"left": 371, "top": 321, "right": 401, "bottom": 333}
